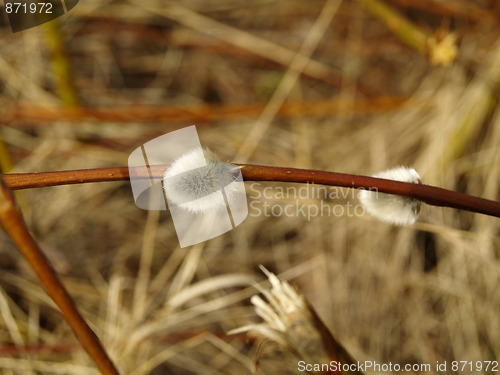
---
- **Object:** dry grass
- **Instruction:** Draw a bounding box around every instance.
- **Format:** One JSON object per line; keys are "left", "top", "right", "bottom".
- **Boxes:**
{"left": 0, "top": 0, "right": 499, "bottom": 374}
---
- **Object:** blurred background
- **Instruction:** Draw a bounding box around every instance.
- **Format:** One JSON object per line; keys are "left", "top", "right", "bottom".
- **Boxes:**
{"left": 0, "top": 0, "right": 499, "bottom": 374}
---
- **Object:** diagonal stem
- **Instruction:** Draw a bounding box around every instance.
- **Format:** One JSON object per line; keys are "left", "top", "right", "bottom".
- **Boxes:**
{"left": 0, "top": 178, "right": 120, "bottom": 375}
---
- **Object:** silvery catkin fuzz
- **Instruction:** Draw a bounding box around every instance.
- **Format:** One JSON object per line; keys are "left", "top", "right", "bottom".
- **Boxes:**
{"left": 358, "top": 166, "right": 422, "bottom": 225}
{"left": 163, "top": 148, "right": 241, "bottom": 213}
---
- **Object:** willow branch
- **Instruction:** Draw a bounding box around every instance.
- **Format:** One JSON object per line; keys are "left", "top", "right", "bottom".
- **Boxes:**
{"left": 2, "top": 97, "right": 407, "bottom": 125}
{"left": 0, "top": 178, "right": 120, "bottom": 375}
{"left": 2, "top": 164, "right": 499, "bottom": 218}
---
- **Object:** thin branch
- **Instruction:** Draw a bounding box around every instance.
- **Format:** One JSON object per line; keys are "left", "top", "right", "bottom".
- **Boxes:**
{"left": 2, "top": 164, "right": 499, "bottom": 218}
{"left": 2, "top": 97, "right": 407, "bottom": 125}
{"left": 0, "top": 178, "right": 120, "bottom": 375}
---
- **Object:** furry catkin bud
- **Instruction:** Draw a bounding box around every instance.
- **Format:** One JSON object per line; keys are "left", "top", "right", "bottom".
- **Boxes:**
{"left": 358, "top": 166, "right": 422, "bottom": 225}
{"left": 163, "top": 148, "right": 241, "bottom": 213}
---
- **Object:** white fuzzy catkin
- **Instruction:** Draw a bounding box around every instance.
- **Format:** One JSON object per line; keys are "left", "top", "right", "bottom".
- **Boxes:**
{"left": 358, "top": 166, "right": 422, "bottom": 225}
{"left": 163, "top": 148, "right": 241, "bottom": 213}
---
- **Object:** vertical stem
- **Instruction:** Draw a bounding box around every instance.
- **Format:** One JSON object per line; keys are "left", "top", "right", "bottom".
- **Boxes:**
{"left": 0, "top": 178, "right": 119, "bottom": 375}
{"left": 43, "top": 19, "right": 79, "bottom": 108}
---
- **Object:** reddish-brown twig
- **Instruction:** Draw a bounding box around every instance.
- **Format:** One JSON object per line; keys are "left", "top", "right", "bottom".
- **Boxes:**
{"left": 2, "top": 97, "right": 407, "bottom": 125}
{"left": 0, "top": 178, "right": 120, "bottom": 375}
{"left": 2, "top": 164, "right": 499, "bottom": 218}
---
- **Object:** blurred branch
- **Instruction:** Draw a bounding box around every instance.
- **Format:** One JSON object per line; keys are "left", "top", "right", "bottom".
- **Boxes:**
{"left": 2, "top": 165, "right": 500, "bottom": 218}
{"left": 441, "top": 38, "right": 500, "bottom": 164}
{"left": 43, "top": 19, "right": 80, "bottom": 108}
{"left": 0, "top": 178, "right": 119, "bottom": 375}
{"left": 306, "top": 299, "right": 361, "bottom": 374}
{"left": 2, "top": 97, "right": 409, "bottom": 126}
{"left": 0, "top": 130, "right": 14, "bottom": 173}
{"left": 0, "top": 331, "right": 250, "bottom": 356}
{"left": 0, "top": 128, "right": 28, "bottom": 213}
